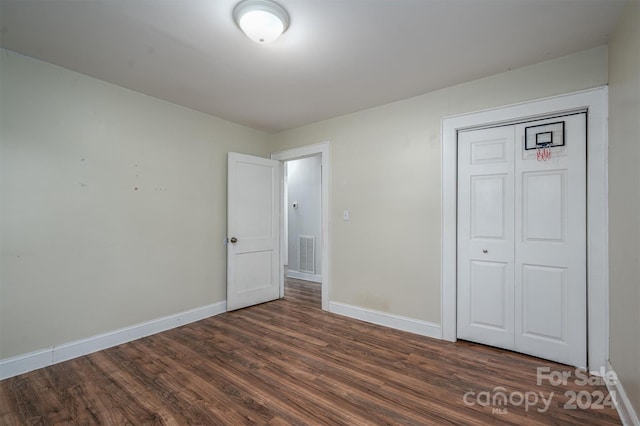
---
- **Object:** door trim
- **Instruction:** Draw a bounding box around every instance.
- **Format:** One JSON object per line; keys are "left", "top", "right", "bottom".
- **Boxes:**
{"left": 441, "top": 87, "right": 609, "bottom": 372}
{"left": 271, "top": 142, "right": 331, "bottom": 311}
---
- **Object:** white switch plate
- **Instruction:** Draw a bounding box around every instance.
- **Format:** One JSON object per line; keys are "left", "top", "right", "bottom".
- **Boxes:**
{"left": 343, "top": 210, "right": 350, "bottom": 221}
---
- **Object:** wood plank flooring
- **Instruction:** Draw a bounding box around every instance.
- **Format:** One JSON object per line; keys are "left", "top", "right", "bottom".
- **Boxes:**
{"left": 1, "top": 278, "right": 621, "bottom": 425}
{"left": 284, "top": 277, "right": 321, "bottom": 308}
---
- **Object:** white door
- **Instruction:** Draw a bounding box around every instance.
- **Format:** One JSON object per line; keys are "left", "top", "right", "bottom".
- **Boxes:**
{"left": 457, "top": 113, "right": 587, "bottom": 367}
{"left": 227, "top": 152, "right": 281, "bottom": 311}
{"left": 513, "top": 114, "right": 586, "bottom": 367}
{"left": 457, "top": 126, "right": 516, "bottom": 351}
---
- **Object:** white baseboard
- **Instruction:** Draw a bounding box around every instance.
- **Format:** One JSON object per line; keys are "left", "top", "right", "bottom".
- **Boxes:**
{"left": 286, "top": 269, "right": 322, "bottom": 283}
{"left": 329, "top": 302, "right": 441, "bottom": 340}
{"left": 606, "top": 361, "right": 640, "bottom": 426}
{"left": 0, "top": 301, "right": 227, "bottom": 380}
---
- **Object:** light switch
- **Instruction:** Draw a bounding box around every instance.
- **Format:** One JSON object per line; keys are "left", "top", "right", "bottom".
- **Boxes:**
{"left": 343, "top": 210, "right": 350, "bottom": 221}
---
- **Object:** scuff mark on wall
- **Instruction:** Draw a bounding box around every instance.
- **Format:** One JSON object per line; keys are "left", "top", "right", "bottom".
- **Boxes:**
{"left": 78, "top": 157, "right": 88, "bottom": 187}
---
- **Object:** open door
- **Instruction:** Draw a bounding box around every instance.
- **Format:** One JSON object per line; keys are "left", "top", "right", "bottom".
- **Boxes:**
{"left": 227, "top": 152, "right": 281, "bottom": 311}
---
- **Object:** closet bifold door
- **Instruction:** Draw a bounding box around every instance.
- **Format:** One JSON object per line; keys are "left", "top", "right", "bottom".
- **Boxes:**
{"left": 457, "top": 113, "right": 587, "bottom": 368}
{"left": 513, "top": 113, "right": 587, "bottom": 368}
{"left": 457, "top": 126, "right": 516, "bottom": 351}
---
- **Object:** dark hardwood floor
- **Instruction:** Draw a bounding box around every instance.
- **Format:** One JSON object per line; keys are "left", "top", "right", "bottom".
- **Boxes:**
{"left": 1, "top": 278, "right": 621, "bottom": 425}
{"left": 284, "top": 277, "right": 321, "bottom": 308}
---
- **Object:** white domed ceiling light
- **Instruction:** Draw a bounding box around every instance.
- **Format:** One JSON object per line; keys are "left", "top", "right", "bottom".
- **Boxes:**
{"left": 233, "top": 0, "right": 290, "bottom": 44}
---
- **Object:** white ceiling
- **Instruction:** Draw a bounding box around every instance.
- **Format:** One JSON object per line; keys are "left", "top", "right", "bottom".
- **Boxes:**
{"left": 0, "top": 0, "right": 627, "bottom": 133}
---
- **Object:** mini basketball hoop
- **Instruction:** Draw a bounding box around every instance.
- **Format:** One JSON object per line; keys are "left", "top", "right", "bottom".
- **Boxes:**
{"left": 536, "top": 144, "right": 552, "bottom": 161}
{"left": 525, "top": 121, "right": 564, "bottom": 162}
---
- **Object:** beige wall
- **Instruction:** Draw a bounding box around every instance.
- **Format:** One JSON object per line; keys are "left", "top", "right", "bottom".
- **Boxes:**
{"left": 272, "top": 46, "right": 608, "bottom": 324}
{"left": 0, "top": 40, "right": 621, "bottom": 373}
{"left": 0, "top": 50, "right": 271, "bottom": 359}
{"left": 608, "top": 0, "right": 640, "bottom": 414}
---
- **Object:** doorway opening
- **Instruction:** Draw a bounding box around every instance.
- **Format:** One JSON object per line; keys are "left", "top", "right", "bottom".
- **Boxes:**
{"left": 272, "top": 142, "right": 330, "bottom": 311}
{"left": 283, "top": 156, "right": 322, "bottom": 309}
{"left": 284, "top": 156, "right": 322, "bottom": 283}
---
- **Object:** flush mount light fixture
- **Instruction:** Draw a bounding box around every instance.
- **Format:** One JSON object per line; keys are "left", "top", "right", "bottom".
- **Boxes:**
{"left": 233, "top": 0, "right": 290, "bottom": 44}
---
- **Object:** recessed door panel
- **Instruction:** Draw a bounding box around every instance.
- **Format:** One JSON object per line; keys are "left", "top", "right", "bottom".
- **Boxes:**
{"left": 469, "top": 261, "right": 508, "bottom": 330}
{"left": 521, "top": 264, "right": 566, "bottom": 341}
{"left": 236, "top": 162, "right": 275, "bottom": 239}
{"left": 471, "top": 139, "right": 509, "bottom": 164}
{"left": 236, "top": 251, "right": 274, "bottom": 294}
{"left": 471, "top": 175, "right": 507, "bottom": 240}
{"left": 523, "top": 171, "right": 567, "bottom": 242}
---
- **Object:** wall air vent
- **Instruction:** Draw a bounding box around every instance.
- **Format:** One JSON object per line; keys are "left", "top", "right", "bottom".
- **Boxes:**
{"left": 298, "top": 235, "right": 315, "bottom": 274}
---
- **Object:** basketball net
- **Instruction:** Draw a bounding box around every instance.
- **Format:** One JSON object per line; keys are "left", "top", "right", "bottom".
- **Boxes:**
{"left": 536, "top": 145, "right": 551, "bottom": 161}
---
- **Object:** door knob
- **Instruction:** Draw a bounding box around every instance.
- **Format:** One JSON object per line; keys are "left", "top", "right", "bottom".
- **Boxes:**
{"left": 230, "top": 237, "right": 238, "bottom": 243}
{"left": 482, "top": 249, "right": 488, "bottom": 253}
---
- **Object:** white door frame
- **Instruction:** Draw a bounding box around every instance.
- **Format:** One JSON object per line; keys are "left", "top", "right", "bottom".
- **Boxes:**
{"left": 272, "top": 142, "right": 330, "bottom": 311}
{"left": 441, "top": 87, "right": 609, "bottom": 372}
